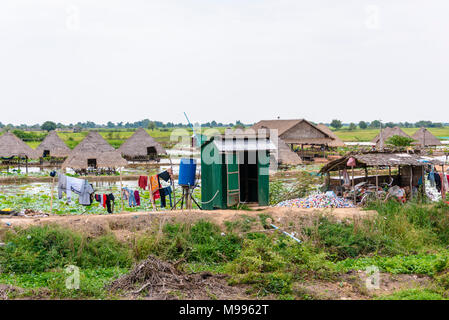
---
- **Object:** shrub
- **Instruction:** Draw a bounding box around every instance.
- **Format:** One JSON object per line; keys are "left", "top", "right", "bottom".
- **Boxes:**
{"left": 0, "top": 225, "right": 132, "bottom": 273}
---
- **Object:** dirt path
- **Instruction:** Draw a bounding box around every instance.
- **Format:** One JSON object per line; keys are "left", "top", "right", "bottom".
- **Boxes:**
{"left": 0, "top": 207, "right": 377, "bottom": 240}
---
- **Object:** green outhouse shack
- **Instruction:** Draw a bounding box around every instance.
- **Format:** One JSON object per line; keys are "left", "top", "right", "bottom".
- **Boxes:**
{"left": 201, "top": 130, "right": 275, "bottom": 210}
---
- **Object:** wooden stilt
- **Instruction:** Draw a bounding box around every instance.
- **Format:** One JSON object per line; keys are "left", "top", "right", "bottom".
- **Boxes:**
{"left": 410, "top": 166, "right": 413, "bottom": 200}
{"left": 50, "top": 176, "right": 55, "bottom": 214}
{"left": 119, "top": 168, "right": 124, "bottom": 212}
{"left": 25, "top": 157, "right": 28, "bottom": 174}
{"left": 352, "top": 166, "right": 356, "bottom": 204}
{"left": 375, "top": 166, "right": 379, "bottom": 200}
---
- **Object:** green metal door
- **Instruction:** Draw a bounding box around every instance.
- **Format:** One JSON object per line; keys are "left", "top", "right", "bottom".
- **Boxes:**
{"left": 258, "top": 150, "right": 270, "bottom": 206}
{"left": 226, "top": 152, "right": 240, "bottom": 207}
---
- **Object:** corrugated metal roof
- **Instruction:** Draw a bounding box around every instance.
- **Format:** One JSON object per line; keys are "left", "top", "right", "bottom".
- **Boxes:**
{"left": 213, "top": 138, "right": 276, "bottom": 152}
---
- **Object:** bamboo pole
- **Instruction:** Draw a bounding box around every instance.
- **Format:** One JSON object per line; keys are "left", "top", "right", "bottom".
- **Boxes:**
{"left": 50, "top": 176, "right": 55, "bottom": 214}
{"left": 352, "top": 166, "right": 356, "bottom": 204}
{"left": 119, "top": 168, "right": 124, "bottom": 212}
{"left": 375, "top": 166, "right": 379, "bottom": 200}
{"left": 169, "top": 157, "right": 176, "bottom": 209}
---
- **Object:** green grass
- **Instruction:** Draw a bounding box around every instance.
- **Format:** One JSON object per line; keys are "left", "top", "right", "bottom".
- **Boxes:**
{"left": 20, "top": 127, "right": 228, "bottom": 149}
{"left": 377, "top": 288, "right": 447, "bottom": 300}
{"left": 2, "top": 200, "right": 449, "bottom": 300}
{"left": 332, "top": 127, "right": 449, "bottom": 142}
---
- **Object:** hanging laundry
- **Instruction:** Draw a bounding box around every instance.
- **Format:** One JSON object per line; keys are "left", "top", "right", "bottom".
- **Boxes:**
{"left": 158, "top": 170, "right": 171, "bottom": 182}
{"left": 134, "top": 190, "right": 140, "bottom": 206}
{"left": 160, "top": 186, "right": 172, "bottom": 208}
{"left": 106, "top": 194, "right": 115, "bottom": 213}
{"left": 434, "top": 172, "right": 442, "bottom": 193}
{"left": 138, "top": 176, "right": 148, "bottom": 190}
{"left": 149, "top": 175, "right": 161, "bottom": 200}
{"left": 428, "top": 167, "right": 435, "bottom": 187}
{"left": 57, "top": 173, "right": 94, "bottom": 205}
{"left": 342, "top": 169, "right": 350, "bottom": 187}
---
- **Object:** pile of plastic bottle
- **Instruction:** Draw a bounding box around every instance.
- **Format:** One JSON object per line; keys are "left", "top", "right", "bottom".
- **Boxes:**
{"left": 276, "top": 192, "right": 355, "bottom": 208}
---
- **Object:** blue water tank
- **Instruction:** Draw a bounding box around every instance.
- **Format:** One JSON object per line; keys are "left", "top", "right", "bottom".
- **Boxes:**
{"left": 178, "top": 158, "right": 197, "bottom": 186}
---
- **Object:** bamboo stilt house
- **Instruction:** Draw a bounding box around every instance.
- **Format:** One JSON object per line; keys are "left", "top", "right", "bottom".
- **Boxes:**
{"left": 61, "top": 131, "right": 127, "bottom": 172}
{"left": 251, "top": 119, "right": 341, "bottom": 161}
{"left": 0, "top": 131, "right": 39, "bottom": 173}
{"left": 372, "top": 127, "right": 412, "bottom": 148}
{"left": 117, "top": 128, "right": 166, "bottom": 162}
{"left": 319, "top": 151, "right": 445, "bottom": 203}
{"left": 36, "top": 131, "right": 71, "bottom": 158}
{"left": 412, "top": 128, "right": 442, "bottom": 147}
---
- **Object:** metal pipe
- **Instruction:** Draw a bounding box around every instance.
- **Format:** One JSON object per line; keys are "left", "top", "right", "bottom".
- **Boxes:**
{"left": 270, "top": 224, "right": 302, "bottom": 244}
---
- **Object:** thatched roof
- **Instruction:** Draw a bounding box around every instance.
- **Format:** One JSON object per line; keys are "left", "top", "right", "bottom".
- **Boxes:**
{"left": 35, "top": 131, "right": 71, "bottom": 158}
{"left": 412, "top": 128, "right": 442, "bottom": 147}
{"left": 251, "top": 119, "right": 335, "bottom": 146}
{"left": 118, "top": 128, "right": 166, "bottom": 157}
{"left": 316, "top": 124, "right": 346, "bottom": 147}
{"left": 371, "top": 127, "right": 412, "bottom": 147}
{"left": 251, "top": 119, "right": 306, "bottom": 136}
{"left": 61, "top": 131, "right": 127, "bottom": 169}
{"left": 320, "top": 151, "right": 444, "bottom": 173}
{"left": 276, "top": 138, "right": 302, "bottom": 165}
{"left": 0, "top": 131, "right": 38, "bottom": 158}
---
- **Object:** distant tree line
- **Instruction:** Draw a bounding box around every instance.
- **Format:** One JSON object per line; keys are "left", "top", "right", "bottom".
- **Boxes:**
{"left": 0, "top": 119, "right": 251, "bottom": 132}
{"left": 329, "top": 120, "right": 448, "bottom": 130}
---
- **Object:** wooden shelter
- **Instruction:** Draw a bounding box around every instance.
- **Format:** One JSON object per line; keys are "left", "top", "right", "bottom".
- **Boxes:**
{"left": 412, "top": 128, "right": 442, "bottom": 147}
{"left": 61, "top": 131, "right": 127, "bottom": 173}
{"left": 118, "top": 128, "right": 166, "bottom": 162}
{"left": 0, "top": 131, "right": 38, "bottom": 173}
{"left": 251, "top": 119, "right": 342, "bottom": 161}
{"left": 316, "top": 124, "right": 346, "bottom": 147}
{"left": 276, "top": 138, "right": 302, "bottom": 166}
{"left": 372, "top": 127, "right": 412, "bottom": 148}
{"left": 320, "top": 151, "right": 445, "bottom": 203}
{"left": 36, "top": 131, "right": 71, "bottom": 160}
{"left": 201, "top": 130, "right": 275, "bottom": 210}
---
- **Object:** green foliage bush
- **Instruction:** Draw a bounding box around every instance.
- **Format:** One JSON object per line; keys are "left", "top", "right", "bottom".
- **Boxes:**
{"left": 0, "top": 225, "right": 132, "bottom": 273}
{"left": 135, "top": 220, "right": 242, "bottom": 264}
{"left": 225, "top": 234, "right": 336, "bottom": 296}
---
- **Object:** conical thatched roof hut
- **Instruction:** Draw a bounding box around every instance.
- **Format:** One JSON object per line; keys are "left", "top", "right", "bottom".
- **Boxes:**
{"left": 412, "top": 128, "right": 442, "bottom": 147}
{"left": 0, "top": 131, "right": 38, "bottom": 158}
{"left": 276, "top": 138, "right": 302, "bottom": 165}
{"left": 316, "top": 124, "right": 346, "bottom": 147}
{"left": 372, "top": 127, "right": 411, "bottom": 147}
{"left": 61, "top": 131, "right": 127, "bottom": 169}
{"left": 118, "top": 128, "right": 166, "bottom": 161}
{"left": 36, "top": 131, "right": 71, "bottom": 158}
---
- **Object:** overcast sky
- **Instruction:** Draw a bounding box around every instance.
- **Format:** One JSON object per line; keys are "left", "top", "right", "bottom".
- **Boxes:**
{"left": 1, "top": 0, "right": 448, "bottom": 125}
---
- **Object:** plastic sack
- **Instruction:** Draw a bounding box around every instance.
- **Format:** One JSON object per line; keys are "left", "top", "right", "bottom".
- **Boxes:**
{"left": 346, "top": 157, "right": 356, "bottom": 167}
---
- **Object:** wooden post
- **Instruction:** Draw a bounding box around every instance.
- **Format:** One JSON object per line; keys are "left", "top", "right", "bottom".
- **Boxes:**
{"left": 443, "top": 165, "right": 446, "bottom": 201}
{"left": 375, "top": 166, "right": 379, "bottom": 200}
{"left": 169, "top": 157, "right": 176, "bottom": 209}
{"left": 25, "top": 157, "right": 28, "bottom": 174}
{"left": 421, "top": 166, "right": 425, "bottom": 198}
{"left": 364, "top": 167, "right": 368, "bottom": 182}
{"left": 352, "top": 166, "right": 356, "bottom": 204}
{"left": 338, "top": 170, "right": 342, "bottom": 187}
{"left": 50, "top": 176, "right": 55, "bottom": 214}
{"left": 119, "top": 168, "right": 124, "bottom": 212}
{"left": 410, "top": 166, "right": 413, "bottom": 200}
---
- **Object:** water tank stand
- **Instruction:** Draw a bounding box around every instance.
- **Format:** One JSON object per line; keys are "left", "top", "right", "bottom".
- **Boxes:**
{"left": 171, "top": 185, "right": 202, "bottom": 210}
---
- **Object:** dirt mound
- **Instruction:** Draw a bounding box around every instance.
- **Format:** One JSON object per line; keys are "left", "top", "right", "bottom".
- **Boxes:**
{"left": 0, "top": 284, "right": 23, "bottom": 300}
{"left": 108, "top": 256, "right": 248, "bottom": 300}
